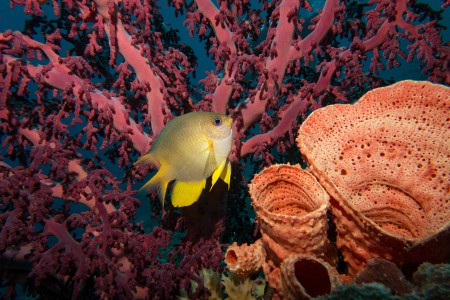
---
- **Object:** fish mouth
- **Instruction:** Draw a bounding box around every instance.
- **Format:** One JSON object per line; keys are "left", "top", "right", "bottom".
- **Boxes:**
{"left": 225, "top": 116, "right": 233, "bottom": 126}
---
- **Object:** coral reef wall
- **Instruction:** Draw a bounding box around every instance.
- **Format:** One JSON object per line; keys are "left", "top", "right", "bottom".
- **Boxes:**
{"left": 0, "top": 0, "right": 449, "bottom": 299}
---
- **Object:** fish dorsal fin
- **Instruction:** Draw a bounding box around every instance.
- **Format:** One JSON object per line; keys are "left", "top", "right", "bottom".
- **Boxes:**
{"left": 171, "top": 180, "right": 206, "bottom": 207}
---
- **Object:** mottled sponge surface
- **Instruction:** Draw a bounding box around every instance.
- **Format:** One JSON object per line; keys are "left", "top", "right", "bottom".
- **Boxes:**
{"left": 249, "top": 164, "right": 331, "bottom": 261}
{"left": 249, "top": 164, "right": 329, "bottom": 218}
{"left": 297, "top": 80, "right": 449, "bottom": 240}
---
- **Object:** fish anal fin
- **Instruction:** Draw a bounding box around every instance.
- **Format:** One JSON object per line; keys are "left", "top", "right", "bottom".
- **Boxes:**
{"left": 171, "top": 180, "right": 206, "bottom": 207}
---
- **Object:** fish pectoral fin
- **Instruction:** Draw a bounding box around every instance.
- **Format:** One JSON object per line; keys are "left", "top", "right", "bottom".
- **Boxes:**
{"left": 199, "top": 139, "right": 214, "bottom": 155}
{"left": 202, "top": 139, "right": 217, "bottom": 176}
{"left": 211, "top": 159, "right": 231, "bottom": 190}
{"left": 171, "top": 180, "right": 206, "bottom": 207}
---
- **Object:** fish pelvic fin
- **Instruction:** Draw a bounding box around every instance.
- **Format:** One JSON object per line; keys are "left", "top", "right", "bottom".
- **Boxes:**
{"left": 221, "top": 160, "right": 232, "bottom": 190}
{"left": 211, "top": 159, "right": 232, "bottom": 190}
{"left": 171, "top": 180, "right": 206, "bottom": 207}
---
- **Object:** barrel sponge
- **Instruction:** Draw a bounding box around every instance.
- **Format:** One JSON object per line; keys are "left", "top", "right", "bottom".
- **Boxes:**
{"left": 249, "top": 164, "right": 330, "bottom": 261}
{"left": 297, "top": 80, "right": 449, "bottom": 240}
{"left": 297, "top": 81, "right": 449, "bottom": 276}
{"left": 225, "top": 239, "right": 264, "bottom": 277}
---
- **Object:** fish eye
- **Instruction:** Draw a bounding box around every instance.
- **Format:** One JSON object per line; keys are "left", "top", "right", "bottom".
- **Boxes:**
{"left": 213, "top": 117, "right": 222, "bottom": 126}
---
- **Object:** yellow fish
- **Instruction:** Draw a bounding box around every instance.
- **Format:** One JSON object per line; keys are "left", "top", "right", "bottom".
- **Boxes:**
{"left": 135, "top": 112, "right": 233, "bottom": 210}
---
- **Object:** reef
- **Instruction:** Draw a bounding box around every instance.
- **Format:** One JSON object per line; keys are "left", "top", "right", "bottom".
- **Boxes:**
{"left": 0, "top": 0, "right": 449, "bottom": 298}
{"left": 226, "top": 80, "right": 450, "bottom": 299}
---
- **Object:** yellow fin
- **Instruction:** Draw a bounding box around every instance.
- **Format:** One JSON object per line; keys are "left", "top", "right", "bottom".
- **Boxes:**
{"left": 203, "top": 139, "right": 217, "bottom": 175}
{"left": 211, "top": 159, "right": 227, "bottom": 190}
{"left": 134, "top": 152, "right": 160, "bottom": 168}
{"left": 171, "top": 180, "right": 206, "bottom": 207}
{"left": 138, "top": 165, "right": 169, "bottom": 211}
{"left": 220, "top": 160, "right": 232, "bottom": 190}
{"left": 211, "top": 159, "right": 231, "bottom": 190}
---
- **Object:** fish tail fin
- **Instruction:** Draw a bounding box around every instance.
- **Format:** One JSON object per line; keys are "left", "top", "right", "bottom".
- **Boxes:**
{"left": 211, "top": 159, "right": 232, "bottom": 190}
{"left": 134, "top": 152, "right": 160, "bottom": 168}
{"left": 136, "top": 153, "right": 168, "bottom": 211}
{"left": 171, "top": 180, "right": 206, "bottom": 207}
{"left": 139, "top": 170, "right": 169, "bottom": 211}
